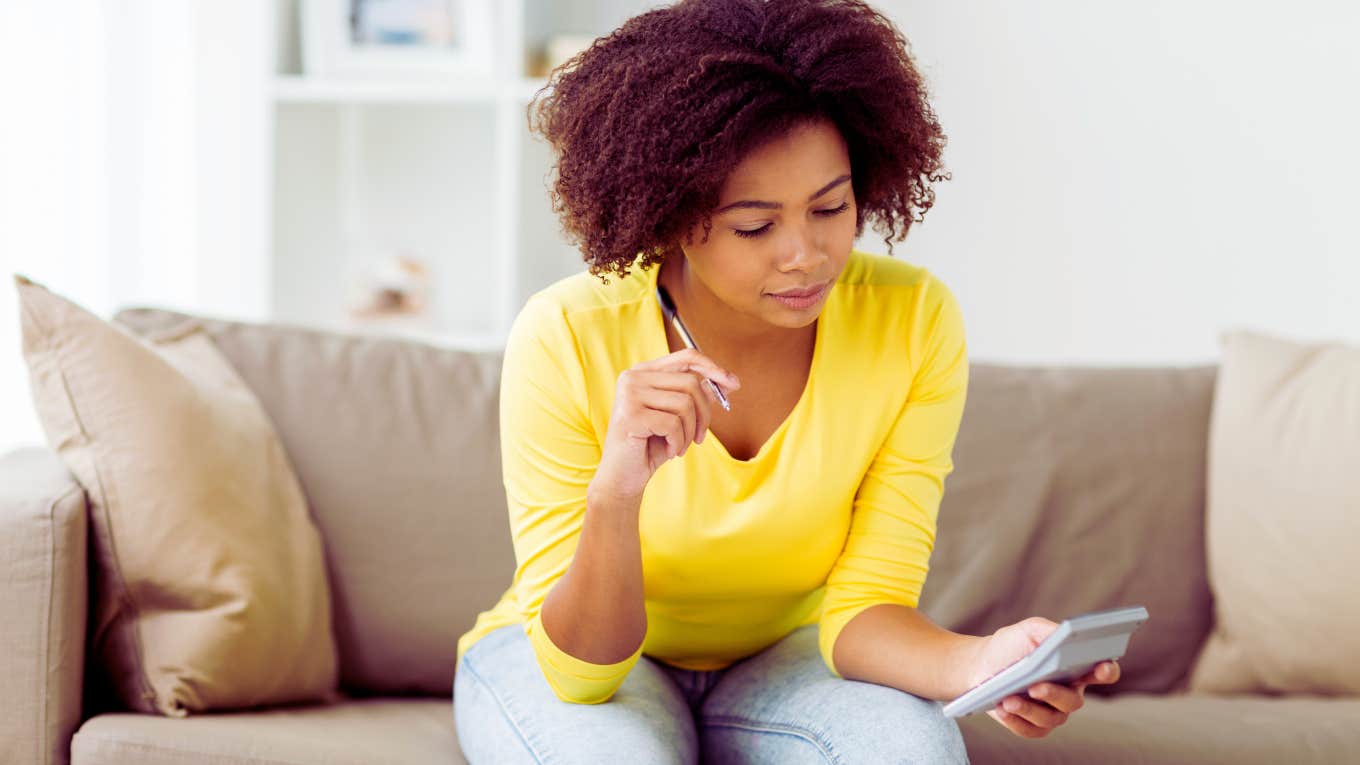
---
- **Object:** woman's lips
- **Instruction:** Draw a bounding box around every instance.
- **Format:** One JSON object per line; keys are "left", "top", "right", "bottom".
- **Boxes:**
{"left": 770, "top": 281, "right": 829, "bottom": 298}
{"left": 766, "top": 281, "right": 830, "bottom": 310}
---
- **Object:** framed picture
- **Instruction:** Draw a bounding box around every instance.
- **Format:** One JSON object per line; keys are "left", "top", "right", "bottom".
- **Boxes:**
{"left": 301, "top": 0, "right": 493, "bottom": 78}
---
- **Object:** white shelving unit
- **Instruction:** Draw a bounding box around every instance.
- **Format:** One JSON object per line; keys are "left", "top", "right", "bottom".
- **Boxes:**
{"left": 265, "top": 0, "right": 654, "bottom": 350}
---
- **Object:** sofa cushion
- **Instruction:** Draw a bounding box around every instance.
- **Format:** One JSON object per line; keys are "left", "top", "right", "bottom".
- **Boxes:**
{"left": 16, "top": 277, "right": 337, "bottom": 717}
{"left": 920, "top": 362, "right": 1219, "bottom": 695}
{"left": 1187, "top": 329, "right": 1360, "bottom": 695}
{"left": 113, "top": 307, "right": 515, "bottom": 698}
{"left": 71, "top": 696, "right": 465, "bottom": 765}
{"left": 957, "top": 692, "right": 1360, "bottom": 764}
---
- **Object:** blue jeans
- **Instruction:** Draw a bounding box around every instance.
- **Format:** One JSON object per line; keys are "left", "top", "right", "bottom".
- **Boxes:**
{"left": 453, "top": 622, "right": 971, "bottom": 764}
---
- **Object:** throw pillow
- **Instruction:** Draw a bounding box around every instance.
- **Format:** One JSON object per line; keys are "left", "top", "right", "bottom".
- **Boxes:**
{"left": 14, "top": 274, "right": 339, "bottom": 716}
{"left": 1187, "top": 328, "right": 1360, "bottom": 695}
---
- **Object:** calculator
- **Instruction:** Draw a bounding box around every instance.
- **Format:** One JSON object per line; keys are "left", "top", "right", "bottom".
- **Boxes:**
{"left": 942, "top": 605, "right": 1149, "bottom": 718}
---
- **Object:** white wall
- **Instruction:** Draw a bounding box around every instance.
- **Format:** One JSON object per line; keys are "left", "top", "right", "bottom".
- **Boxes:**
{"left": 4, "top": 0, "right": 1358, "bottom": 456}
{"left": 1, "top": 0, "right": 112, "bottom": 455}
{"left": 865, "top": 0, "right": 1360, "bottom": 365}
{"left": 1, "top": 0, "right": 271, "bottom": 455}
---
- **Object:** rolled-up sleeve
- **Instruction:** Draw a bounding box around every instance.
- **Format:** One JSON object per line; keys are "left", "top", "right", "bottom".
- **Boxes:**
{"left": 817, "top": 276, "right": 970, "bottom": 679}
{"left": 499, "top": 295, "right": 644, "bottom": 703}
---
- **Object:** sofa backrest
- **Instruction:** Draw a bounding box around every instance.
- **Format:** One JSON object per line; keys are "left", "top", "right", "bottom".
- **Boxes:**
{"left": 922, "top": 362, "right": 1218, "bottom": 695}
{"left": 114, "top": 307, "right": 1217, "bottom": 698}
{"left": 114, "top": 307, "right": 514, "bottom": 698}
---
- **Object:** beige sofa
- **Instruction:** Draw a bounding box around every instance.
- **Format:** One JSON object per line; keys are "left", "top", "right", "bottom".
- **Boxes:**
{"left": 5, "top": 305, "right": 1359, "bottom": 765}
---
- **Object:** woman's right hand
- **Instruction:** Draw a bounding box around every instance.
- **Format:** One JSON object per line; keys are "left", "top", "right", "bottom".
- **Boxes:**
{"left": 589, "top": 348, "right": 741, "bottom": 501}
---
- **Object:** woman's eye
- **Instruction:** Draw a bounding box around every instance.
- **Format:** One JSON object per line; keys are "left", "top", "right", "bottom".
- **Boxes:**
{"left": 732, "top": 201, "right": 851, "bottom": 239}
{"left": 733, "top": 225, "right": 771, "bottom": 239}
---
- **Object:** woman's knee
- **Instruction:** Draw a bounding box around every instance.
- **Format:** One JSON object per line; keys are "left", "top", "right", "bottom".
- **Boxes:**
{"left": 702, "top": 687, "right": 968, "bottom": 765}
{"left": 698, "top": 624, "right": 968, "bottom": 764}
{"left": 833, "top": 688, "right": 968, "bottom": 764}
{"left": 455, "top": 657, "right": 549, "bottom": 764}
{"left": 454, "top": 626, "right": 699, "bottom": 764}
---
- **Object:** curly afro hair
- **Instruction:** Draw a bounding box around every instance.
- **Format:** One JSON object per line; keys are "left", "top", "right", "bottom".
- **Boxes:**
{"left": 527, "top": 0, "right": 950, "bottom": 284}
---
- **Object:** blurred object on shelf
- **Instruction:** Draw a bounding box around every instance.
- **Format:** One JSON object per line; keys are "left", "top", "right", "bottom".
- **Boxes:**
{"left": 353, "top": 0, "right": 456, "bottom": 46}
{"left": 301, "top": 0, "right": 492, "bottom": 78}
{"left": 528, "top": 34, "right": 597, "bottom": 78}
{"left": 346, "top": 252, "right": 434, "bottom": 331}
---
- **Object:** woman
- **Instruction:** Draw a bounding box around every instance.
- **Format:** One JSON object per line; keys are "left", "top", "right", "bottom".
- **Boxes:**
{"left": 454, "top": 0, "right": 1120, "bottom": 761}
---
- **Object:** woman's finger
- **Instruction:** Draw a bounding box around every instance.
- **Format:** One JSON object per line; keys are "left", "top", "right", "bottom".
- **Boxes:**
{"left": 633, "top": 371, "right": 712, "bottom": 451}
{"left": 1026, "top": 682, "right": 1083, "bottom": 714}
{"left": 681, "top": 373, "right": 714, "bottom": 446}
{"left": 645, "top": 422, "right": 672, "bottom": 470}
{"left": 636, "top": 408, "right": 681, "bottom": 463}
{"left": 998, "top": 695, "right": 1066, "bottom": 729}
{"left": 987, "top": 708, "right": 1044, "bottom": 739}
{"left": 633, "top": 388, "right": 693, "bottom": 457}
{"left": 1077, "top": 660, "right": 1119, "bottom": 686}
{"left": 641, "top": 349, "right": 741, "bottom": 390}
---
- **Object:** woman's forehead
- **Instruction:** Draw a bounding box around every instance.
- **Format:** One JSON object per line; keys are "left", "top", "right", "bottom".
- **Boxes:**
{"left": 717, "top": 124, "right": 852, "bottom": 208}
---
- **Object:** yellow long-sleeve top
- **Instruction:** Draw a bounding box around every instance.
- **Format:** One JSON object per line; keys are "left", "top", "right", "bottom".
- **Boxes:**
{"left": 455, "top": 248, "right": 969, "bottom": 704}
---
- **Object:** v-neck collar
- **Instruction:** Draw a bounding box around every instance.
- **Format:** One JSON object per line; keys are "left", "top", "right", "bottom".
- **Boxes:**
{"left": 643, "top": 259, "right": 829, "bottom": 466}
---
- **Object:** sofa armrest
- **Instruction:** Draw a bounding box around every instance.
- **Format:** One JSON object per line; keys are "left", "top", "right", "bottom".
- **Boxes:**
{"left": 1, "top": 446, "right": 88, "bottom": 765}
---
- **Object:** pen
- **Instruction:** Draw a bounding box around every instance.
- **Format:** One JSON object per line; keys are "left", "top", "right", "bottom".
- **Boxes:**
{"left": 655, "top": 284, "right": 732, "bottom": 412}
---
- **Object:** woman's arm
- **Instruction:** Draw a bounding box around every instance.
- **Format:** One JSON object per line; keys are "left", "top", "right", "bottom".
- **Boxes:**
{"left": 833, "top": 603, "right": 985, "bottom": 701}
{"left": 817, "top": 272, "right": 971, "bottom": 693}
{"left": 539, "top": 483, "right": 647, "bottom": 665}
{"left": 499, "top": 296, "right": 645, "bottom": 704}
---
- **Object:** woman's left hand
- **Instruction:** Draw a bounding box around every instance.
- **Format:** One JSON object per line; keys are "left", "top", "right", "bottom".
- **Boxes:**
{"left": 964, "top": 616, "right": 1122, "bottom": 739}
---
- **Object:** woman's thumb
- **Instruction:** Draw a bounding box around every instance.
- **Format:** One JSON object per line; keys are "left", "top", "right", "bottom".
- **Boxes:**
{"left": 1023, "top": 616, "right": 1059, "bottom": 645}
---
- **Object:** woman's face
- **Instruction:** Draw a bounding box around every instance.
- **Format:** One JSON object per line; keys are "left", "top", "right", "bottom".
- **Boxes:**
{"left": 675, "top": 117, "right": 856, "bottom": 333}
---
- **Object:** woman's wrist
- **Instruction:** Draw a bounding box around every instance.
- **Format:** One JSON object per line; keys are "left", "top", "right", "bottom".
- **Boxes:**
{"left": 953, "top": 633, "right": 994, "bottom": 696}
{"left": 586, "top": 476, "right": 643, "bottom": 509}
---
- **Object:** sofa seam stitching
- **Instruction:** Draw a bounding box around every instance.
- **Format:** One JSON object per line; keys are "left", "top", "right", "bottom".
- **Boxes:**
{"left": 72, "top": 736, "right": 310, "bottom": 765}
{"left": 39, "top": 483, "right": 81, "bottom": 765}
{"left": 53, "top": 351, "right": 160, "bottom": 712}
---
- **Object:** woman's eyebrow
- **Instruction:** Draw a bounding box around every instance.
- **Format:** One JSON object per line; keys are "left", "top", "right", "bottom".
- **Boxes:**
{"left": 714, "top": 173, "right": 851, "bottom": 214}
